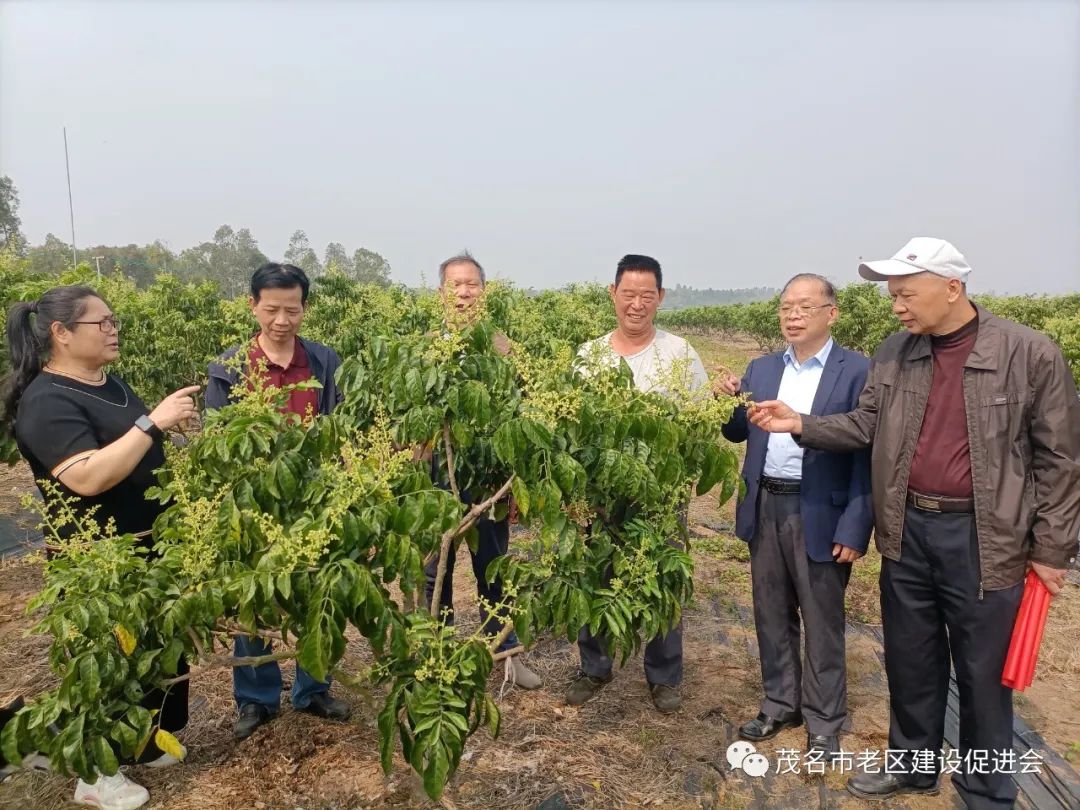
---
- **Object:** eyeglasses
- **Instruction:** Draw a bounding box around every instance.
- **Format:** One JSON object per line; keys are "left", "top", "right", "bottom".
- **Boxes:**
{"left": 778, "top": 304, "right": 832, "bottom": 318}
{"left": 73, "top": 316, "right": 122, "bottom": 333}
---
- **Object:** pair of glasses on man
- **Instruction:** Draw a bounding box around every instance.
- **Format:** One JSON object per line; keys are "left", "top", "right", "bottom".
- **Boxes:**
{"left": 73, "top": 316, "right": 123, "bottom": 333}
{"left": 778, "top": 304, "right": 832, "bottom": 317}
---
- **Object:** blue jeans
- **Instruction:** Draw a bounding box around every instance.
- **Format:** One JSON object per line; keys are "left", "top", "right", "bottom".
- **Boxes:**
{"left": 233, "top": 635, "right": 329, "bottom": 711}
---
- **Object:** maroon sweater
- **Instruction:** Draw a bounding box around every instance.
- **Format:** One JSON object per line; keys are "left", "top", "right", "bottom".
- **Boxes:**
{"left": 248, "top": 337, "right": 320, "bottom": 421}
{"left": 907, "top": 313, "right": 979, "bottom": 498}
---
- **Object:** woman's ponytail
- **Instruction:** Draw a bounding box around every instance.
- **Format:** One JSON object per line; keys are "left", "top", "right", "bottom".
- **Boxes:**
{"left": 1, "top": 285, "right": 99, "bottom": 435}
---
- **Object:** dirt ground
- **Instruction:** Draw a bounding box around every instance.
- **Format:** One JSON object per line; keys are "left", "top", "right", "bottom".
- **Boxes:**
{"left": 0, "top": 333, "right": 1077, "bottom": 809}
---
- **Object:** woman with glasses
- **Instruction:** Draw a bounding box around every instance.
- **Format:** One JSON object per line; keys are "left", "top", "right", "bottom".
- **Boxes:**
{"left": 1, "top": 285, "right": 198, "bottom": 810}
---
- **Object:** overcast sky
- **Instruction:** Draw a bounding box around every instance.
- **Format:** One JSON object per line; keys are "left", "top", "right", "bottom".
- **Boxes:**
{"left": 2, "top": 0, "right": 1077, "bottom": 292}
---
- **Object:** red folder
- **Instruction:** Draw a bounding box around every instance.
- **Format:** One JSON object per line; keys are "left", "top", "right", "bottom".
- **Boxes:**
{"left": 1001, "top": 570, "right": 1051, "bottom": 691}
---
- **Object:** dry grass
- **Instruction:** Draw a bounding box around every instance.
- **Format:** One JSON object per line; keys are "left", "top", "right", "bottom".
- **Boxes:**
{"left": 0, "top": 557, "right": 54, "bottom": 710}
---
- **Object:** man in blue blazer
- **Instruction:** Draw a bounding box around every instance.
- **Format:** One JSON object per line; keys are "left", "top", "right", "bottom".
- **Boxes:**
{"left": 718, "top": 274, "right": 873, "bottom": 758}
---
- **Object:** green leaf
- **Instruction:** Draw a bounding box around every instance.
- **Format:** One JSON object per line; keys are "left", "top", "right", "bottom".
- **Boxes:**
{"left": 61, "top": 715, "right": 86, "bottom": 764}
{"left": 78, "top": 655, "right": 101, "bottom": 701}
{"left": 135, "top": 649, "right": 160, "bottom": 679}
{"left": 510, "top": 477, "right": 530, "bottom": 519}
{"left": 393, "top": 498, "right": 424, "bottom": 535}
{"left": 718, "top": 471, "right": 737, "bottom": 507}
{"left": 276, "top": 458, "right": 299, "bottom": 499}
{"left": 297, "top": 593, "right": 343, "bottom": 682}
{"left": 109, "top": 721, "right": 138, "bottom": 756}
{"left": 695, "top": 445, "right": 721, "bottom": 495}
{"left": 1, "top": 711, "right": 23, "bottom": 766}
{"left": 341, "top": 512, "right": 362, "bottom": 549}
{"left": 422, "top": 741, "right": 452, "bottom": 800}
{"left": 92, "top": 735, "right": 119, "bottom": 775}
{"left": 492, "top": 421, "right": 518, "bottom": 466}
{"left": 160, "top": 637, "right": 184, "bottom": 676}
{"left": 552, "top": 453, "right": 585, "bottom": 497}
{"left": 405, "top": 368, "right": 425, "bottom": 404}
{"left": 484, "top": 693, "right": 501, "bottom": 737}
{"left": 520, "top": 419, "right": 552, "bottom": 450}
{"left": 378, "top": 684, "right": 402, "bottom": 773}
{"left": 276, "top": 572, "right": 293, "bottom": 601}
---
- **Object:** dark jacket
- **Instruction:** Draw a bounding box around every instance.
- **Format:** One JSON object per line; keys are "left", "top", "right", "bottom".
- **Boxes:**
{"left": 205, "top": 336, "right": 343, "bottom": 415}
{"left": 799, "top": 304, "right": 1080, "bottom": 590}
{"left": 723, "top": 342, "right": 874, "bottom": 563}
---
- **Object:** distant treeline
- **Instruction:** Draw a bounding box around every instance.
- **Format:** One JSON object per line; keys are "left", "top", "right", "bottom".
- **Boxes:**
{"left": 659, "top": 284, "right": 778, "bottom": 310}
{"left": 1, "top": 177, "right": 393, "bottom": 295}
{"left": 14, "top": 227, "right": 392, "bottom": 296}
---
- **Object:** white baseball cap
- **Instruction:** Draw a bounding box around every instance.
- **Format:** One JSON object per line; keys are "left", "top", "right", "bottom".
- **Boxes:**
{"left": 858, "top": 237, "right": 971, "bottom": 282}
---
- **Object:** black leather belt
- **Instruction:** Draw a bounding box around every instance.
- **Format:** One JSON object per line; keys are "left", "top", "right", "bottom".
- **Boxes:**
{"left": 907, "top": 490, "right": 975, "bottom": 514}
{"left": 760, "top": 475, "right": 801, "bottom": 495}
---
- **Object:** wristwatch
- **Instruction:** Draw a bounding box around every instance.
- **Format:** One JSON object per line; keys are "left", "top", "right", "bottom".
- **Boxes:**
{"left": 135, "top": 414, "right": 164, "bottom": 441}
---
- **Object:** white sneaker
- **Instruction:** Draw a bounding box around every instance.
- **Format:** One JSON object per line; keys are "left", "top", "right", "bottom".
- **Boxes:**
{"left": 73, "top": 771, "right": 150, "bottom": 810}
{"left": 143, "top": 743, "right": 186, "bottom": 769}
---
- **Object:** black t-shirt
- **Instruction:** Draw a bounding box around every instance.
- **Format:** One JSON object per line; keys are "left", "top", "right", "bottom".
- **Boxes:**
{"left": 15, "top": 371, "right": 167, "bottom": 537}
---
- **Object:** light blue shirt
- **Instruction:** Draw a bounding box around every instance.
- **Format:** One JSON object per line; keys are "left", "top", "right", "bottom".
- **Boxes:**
{"left": 762, "top": 338, "right": 834, "bottom": 480}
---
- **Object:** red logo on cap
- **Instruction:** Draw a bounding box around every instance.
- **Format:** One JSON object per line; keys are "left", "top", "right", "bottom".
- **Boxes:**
{"left": 906, "top": 254, "right": 918, "bottom": 260}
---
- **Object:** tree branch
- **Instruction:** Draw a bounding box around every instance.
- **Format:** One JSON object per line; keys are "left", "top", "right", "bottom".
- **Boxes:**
{"left": 429, "top": 532, "right": 461, "bottom": 620}
{"left": 161, "top": 649, "right": 297, "bottom": 686}
{"left": 491, "top": 643, "right": 524, "bottom": 662}
{"left": 214, "top": 620, "right": 292, "bottom": 645}
{"left": 429, "top": 476, "right": 515, "bottom": 618}
{"left": 186, "top": 627, "right": 207, "bottom": 659}
{"left": 486, "top": 621, "right": 518, "bottom": 656}
{"left": 442, "top": 421, "right": 460, "bottom": 502}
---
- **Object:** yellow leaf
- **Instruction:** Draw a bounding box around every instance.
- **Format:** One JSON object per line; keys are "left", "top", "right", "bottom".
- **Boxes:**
{"left": 114, "top": 625, "right": 136, "bottom": 656}
{"left": 153, "top": 729, "right": 185, "bottom": 760}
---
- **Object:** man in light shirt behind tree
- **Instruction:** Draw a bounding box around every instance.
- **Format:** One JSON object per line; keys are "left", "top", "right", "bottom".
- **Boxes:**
{"left": 568, "top": 254, "right": 707, "bottom": 714}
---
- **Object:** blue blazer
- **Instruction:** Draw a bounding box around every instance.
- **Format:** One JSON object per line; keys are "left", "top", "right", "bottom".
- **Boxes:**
{"left": 721, "top": 344, "right": 873, "bottom": 563}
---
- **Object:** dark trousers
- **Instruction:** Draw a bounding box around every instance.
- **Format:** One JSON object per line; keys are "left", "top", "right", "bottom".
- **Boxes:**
{"left": 424, "top": 514, "right": 519, "bottom": 653}
{"left": 577, "top": 615, "right": 683, "bottom": 687}
{"left": 750, "top": 488, "right": 851, "bottom": 735}
{"left": 882, "top": 506, "right": 1023, "bottom": 809}
{"left": 577, "top": 511, "right": 688, "bottom": 687}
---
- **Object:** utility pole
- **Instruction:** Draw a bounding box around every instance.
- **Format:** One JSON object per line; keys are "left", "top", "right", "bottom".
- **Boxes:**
{"left": 63, "top": 127, "right": 77, "bottom": 268}
{"left": 93, "top": 255, "right": 105, "bottom": 277}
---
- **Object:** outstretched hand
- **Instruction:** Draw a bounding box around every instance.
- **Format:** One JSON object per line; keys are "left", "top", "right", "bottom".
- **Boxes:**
{"left": 748, "top": 400, "right": 803, "bottom": 435}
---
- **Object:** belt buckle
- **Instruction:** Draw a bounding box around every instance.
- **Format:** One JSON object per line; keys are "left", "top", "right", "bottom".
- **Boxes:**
{"left": 914, "top": 494, "right": 941, "bottom": 512}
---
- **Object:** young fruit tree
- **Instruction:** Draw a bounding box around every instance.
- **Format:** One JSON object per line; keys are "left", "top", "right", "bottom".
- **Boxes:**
{"left": 3, "top": 296, "right": 741, "bottom": 801}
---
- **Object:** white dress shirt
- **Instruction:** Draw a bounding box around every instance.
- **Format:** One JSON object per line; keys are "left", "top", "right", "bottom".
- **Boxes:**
{"left": 763, "top": 338, "right": 834, "bottom": 480}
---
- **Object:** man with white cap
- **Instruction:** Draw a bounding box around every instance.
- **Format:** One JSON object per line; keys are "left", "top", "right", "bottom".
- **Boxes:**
{"left": 749, "top": 237, "right": 1080, "bottom": 808}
